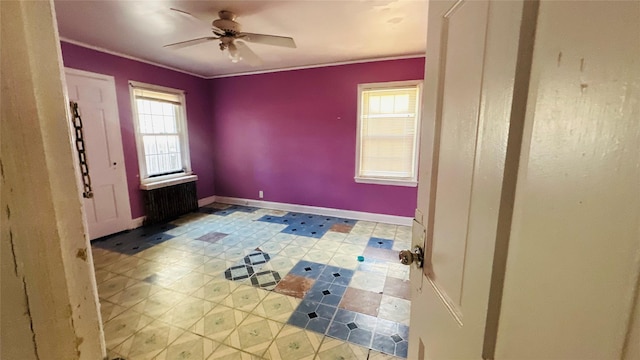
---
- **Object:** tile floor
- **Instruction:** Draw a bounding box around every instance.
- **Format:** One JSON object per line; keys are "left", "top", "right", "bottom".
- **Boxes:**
{"left": 93, "top": 203, "right": 412, "bottom": 360}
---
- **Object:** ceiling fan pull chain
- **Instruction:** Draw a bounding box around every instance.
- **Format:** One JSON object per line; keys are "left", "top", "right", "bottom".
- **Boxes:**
{"left": 69, "top": 101, "right": 94, "bottom": 199}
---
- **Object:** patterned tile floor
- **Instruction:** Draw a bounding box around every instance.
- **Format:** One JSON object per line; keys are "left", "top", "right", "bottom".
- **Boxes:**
{"left": 93, "top": 203, "right": 411, "bottom": 360}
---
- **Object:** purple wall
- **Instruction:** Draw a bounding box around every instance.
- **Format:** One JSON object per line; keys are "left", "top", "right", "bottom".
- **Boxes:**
{"left": 60, "top": 42, "right": 215, "bottom": 219}
{"left": 210, "top": 58, "right": 424, "bottom": 217}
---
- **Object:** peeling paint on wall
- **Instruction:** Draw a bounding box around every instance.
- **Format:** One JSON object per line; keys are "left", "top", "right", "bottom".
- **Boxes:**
{"left": 76, "top": 248, "right": 88, "bottom": 261}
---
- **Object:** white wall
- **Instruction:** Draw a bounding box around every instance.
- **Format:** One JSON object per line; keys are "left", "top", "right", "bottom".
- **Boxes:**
{"left": 496, "top": 1, "right": 640, "bottom": 358}
{"left": 0, "top": 1, "right": 105, "bottom": 359}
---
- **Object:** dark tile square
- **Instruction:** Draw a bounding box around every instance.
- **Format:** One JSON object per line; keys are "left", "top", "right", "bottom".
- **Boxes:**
{"left": 305, "top": 281, "right": 347, "bottom": 307}
{"left": 146, "top": 232, "right": 174, "bottom": 245}
{"left": 348, "top": 328, "right": 373, "bottom": 348}
{"left": 326, "top": 321, "right": 350, "bottom": 341}
{"left": 318, "top": 265, "right": 354, "bottom": 286}
{"left": 249, "top": 270, "right": 281, "bottom": 290}
{"left": 333, "top": 308, "right": 356, "bottom": 324}
{"left": 373, "top": 318, "right": 410, "bottom": 357}
{"left": 224, "top": 264, "right": 254, "bottom": 281}
{"left": 332, "top": 309, "right": 377, "bottom": 331}
{"left": 287, "top": 311, "right": 309, "bottom": 328}
{"left": 306, "top": 317, "right": 332, "bottom": 334}
{"left": 375, "top": 318, "right": 409, "bottom": 339}
{"left": 289, "top": 299, "right": 337, "bottom": 334}
{"left": 353, "top": 312, "right": 378, "bottom": 331}
{"left": 244, "top": 251, "right": 270, "bottom": 266}
{"left": 288, "top": 260, "right": 326, "bottom": 279}
{"left": 396, "top": 340, "right": 408, "bottom": 358}
{"left": 371, "top": 333, "right": 397, "bottom": 355}
{"left": 347, "top": 322, "right": 358, "bottom": 330}
{"left": 202, "top": 204, "right": 258, "bottom": 216}
{"left": 367, "top": 237, "right": 394, "bottom": 249}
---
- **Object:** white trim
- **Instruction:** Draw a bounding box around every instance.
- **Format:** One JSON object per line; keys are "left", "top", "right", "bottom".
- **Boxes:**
{"left": 355, "top": 80, "right": 423, "bottom": 185}
{"left": 64, "top": 67, "right": 115, "bottom": 82}
{"left": 60, "top": 38, "right": 206, "bottom": 79}
{"left": 215, "top": 196, "right": 413, "bottom": 226}
{"left": 129, "top": 80, "right": 186, "bottom": 96}
{"left": 198, "top": 195, "right": 217, "bottom": 208}
{"left": 354, "top": 177, "right": 418, "bottom": 187}
{"left": 130, "top": 216, "right": 145, "bottom": 229}
{"left": 139, "top": 174, "right": 198, "bottom": 190}
{"left": 208, "top": 54, "right": 425, "bottom": 79}
{"left": 61, "top": 39, "right": 424, "bottom": 80}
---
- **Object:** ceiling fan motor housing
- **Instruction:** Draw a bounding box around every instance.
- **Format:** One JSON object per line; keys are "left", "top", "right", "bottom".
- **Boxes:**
{"left": 213, "top": 11, "right": 242, "bottom": 35}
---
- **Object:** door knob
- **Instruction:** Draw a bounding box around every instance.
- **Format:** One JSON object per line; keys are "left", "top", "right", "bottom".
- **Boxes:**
{"left": 399, "top": 246, "right": 424, "bottom": 268}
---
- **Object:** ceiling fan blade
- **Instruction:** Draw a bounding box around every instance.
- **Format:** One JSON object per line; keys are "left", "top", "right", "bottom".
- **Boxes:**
{"left": 164, "top": 37, "right": 217, "bottom": 50}
{"left": 238, "top": 33, "right": 297, "bottom": 48}
{"left": 234, "top": 41, "right": 263, "bottom": 66}
{"left": 170, "top": 7, "right": 207, "bottom": 22}
{"left": 170, "top": 7, "right": 225, "bottom": 35}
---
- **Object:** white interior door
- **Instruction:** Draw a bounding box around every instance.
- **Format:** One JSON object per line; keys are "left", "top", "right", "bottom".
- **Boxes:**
{"left": 407, "top": 0, "right": 534, "bottom": 358}
{"left": 65, "top": 69, "right": 132, "bottom": 240}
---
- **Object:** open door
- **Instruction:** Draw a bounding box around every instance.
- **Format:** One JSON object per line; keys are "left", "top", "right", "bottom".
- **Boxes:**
{"left": 405, "top": 0, "right": 537, "bottom": 358}
{"left": 65, "top": 69, "right": 133, "bottom": 239}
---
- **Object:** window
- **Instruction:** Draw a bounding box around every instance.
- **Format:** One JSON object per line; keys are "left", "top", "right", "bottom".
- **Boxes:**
{"left": 130, "top": 82, "right": 192, "bottom": 186}
{"left": 356, "top": 81, "right": 422, "bottom": 186}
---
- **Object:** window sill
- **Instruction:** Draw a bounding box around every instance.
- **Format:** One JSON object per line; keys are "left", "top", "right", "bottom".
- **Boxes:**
{"left": 140, "top": 174, "right": 198, "bottom": 190}
{"left": 355, "top": 177, "right": 417, "bottom": 187}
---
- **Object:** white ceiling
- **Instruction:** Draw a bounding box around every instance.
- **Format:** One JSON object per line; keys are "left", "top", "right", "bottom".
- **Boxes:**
{"left": 54, "top": 0, "right": 428, "bottom": 78}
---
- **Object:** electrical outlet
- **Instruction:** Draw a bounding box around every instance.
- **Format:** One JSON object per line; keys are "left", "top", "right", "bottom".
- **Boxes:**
{"left": 259, "top": 190, "right": 264, "bottom": 199}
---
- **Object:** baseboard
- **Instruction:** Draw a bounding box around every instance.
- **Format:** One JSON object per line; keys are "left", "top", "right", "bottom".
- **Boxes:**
{"left": 130, "top": 216, "right": 145, "bottom": 229}
{"left": 214, "top": 196, "right": 413, "bottom": 226}
{"left": 198, "top": 195, "right": 217, "bottom": 207}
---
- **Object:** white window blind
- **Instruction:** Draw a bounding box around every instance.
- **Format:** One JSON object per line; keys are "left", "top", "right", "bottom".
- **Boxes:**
{"left": 131, "top": 84, "right": 190, "bottom": 180}
{"left": 357, "top": 83, "right": 421, "bottom": 185}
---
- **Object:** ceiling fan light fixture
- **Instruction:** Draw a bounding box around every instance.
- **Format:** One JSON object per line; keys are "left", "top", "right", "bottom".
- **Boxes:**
{"left": 227, "top": 42, "right": 241, "bottom": 63}
{"left": 229, "top": 53, "right": 241, "bottom": 63}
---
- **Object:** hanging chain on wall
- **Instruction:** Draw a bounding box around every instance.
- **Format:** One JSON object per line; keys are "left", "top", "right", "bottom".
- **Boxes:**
{"left": 70, "top": 101, "right": 93, "bottom": 198}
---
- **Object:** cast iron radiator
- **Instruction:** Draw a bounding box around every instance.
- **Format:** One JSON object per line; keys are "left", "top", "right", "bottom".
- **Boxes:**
{"left": 143, "top": 181, "right": 198, "bottom": 225}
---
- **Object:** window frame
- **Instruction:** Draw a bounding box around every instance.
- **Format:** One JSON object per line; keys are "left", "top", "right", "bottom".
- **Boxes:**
{"left": 355, "top": 80, "right": 422, "bottom": 187}
{"left": 129, "top": 81, "right": 193, "bottom": 187}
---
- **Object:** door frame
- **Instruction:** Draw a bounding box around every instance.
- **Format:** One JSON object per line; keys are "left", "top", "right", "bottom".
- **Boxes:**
{"left": 64, "top": 67, "right": 133, "bottom": 238}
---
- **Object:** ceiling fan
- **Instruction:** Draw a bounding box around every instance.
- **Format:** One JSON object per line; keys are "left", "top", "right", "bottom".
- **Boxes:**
{"left": 164, "top": 9, "right": 296, "bottom": 66}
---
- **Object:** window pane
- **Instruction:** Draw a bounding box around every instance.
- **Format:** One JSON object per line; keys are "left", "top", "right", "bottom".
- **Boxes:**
{"left": 143, "top": 136, "right": 157, "bottom": 155}
{"left": 394, "top": 95, "right": 409, "bottom": 113}
{"left": 151, "top": 114, "right": 165, "bottom": 133}
{"left": 162, "top": 102, "right": 173, "bottom": 116}
{"left": 369, "top": 96, "right": 380, "bottom": 113}
{"left": 150, "top": 101, "right": 163, "bottom": 115}
{"left": 164, "top": 115, "right": 177, "bottom": 133}
{"left": 380, "top": 96, "right": 395, "bottom": 113}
